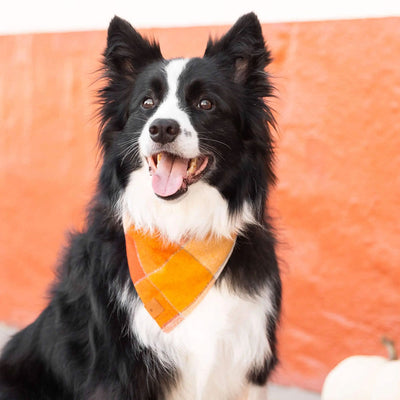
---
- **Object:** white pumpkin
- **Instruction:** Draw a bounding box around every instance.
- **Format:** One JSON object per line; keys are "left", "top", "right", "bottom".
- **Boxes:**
{"left": 322, "top": 337, "right": 400, "bottom": 400}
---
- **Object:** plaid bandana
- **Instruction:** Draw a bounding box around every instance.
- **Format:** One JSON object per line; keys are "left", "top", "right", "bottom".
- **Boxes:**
{"left": 125, "top": 226, "right": 236, "bottom": 332}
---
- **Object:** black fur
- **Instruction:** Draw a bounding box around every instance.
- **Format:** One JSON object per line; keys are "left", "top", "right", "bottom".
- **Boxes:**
{"left": 0, "top": 13, "right": 281, "bottom": 399}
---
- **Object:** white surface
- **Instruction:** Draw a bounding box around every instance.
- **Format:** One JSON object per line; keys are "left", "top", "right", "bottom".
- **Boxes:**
{"left": 268, "top": 384, "right": 321, "bottom": 399}
{"left": 1, "top": 0, "right": 400, "bottom": 35}
{"left": 0, "top": 322, "right": 16, "bottom": 352}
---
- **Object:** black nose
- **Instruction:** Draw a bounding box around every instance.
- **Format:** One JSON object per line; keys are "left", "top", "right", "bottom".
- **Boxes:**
{"left": 149, "top": 119, "right": 181, "bottom": 144}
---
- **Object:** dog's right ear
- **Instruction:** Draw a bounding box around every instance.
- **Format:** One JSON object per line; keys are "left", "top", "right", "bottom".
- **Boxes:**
{"left": 98, "top": 17, "right": 163, "bottom": 150}
{"left": 104, "top": 16, "right": 163, "bottom": 78}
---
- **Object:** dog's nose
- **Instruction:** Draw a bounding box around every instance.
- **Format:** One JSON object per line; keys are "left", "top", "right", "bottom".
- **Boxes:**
{"left": 149, "top": 119, "right": 181, "bottom": 144}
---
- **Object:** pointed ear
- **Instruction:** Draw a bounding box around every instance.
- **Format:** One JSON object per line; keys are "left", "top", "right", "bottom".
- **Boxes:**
{"left": 98, "top": 17, "right": 163, "bottom": 150}
{"left": 104, "top": 16, "right": 163, "bottom": 77}
{"left": 204, "top": 13, "right": 271, "bottom": 84}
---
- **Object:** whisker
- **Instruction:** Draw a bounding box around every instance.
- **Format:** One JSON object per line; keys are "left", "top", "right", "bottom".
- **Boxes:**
{"left": 199, "top": 144, "right": 224, "bottom": 160}
{"left": 200, "top": 137, "right": 232, "bottom": 150}
{"left": 132, "top": 116, "right": 149, "bottom": 124}
{"left": 118, "top": 136, "right": 142, "bottom": 166}
{"left": 120, "top": 146, "right": 137, "bottom": 166}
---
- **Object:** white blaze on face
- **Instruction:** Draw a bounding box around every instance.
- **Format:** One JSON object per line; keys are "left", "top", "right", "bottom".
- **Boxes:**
{"left": 139, "top": 58, "right": 200, "bottom": 159}
{"left": 139, "top": 58, "right": 205, "bottom": 199}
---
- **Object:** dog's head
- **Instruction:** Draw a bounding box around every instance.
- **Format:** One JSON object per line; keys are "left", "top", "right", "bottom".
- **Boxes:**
{"left": 98, "top": 13, "right": 275, "bottom": 240}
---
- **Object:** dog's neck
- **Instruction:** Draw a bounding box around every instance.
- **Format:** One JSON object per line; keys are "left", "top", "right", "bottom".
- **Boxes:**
{"left": 118, "top": 166, "right": 257, "bottom": 243}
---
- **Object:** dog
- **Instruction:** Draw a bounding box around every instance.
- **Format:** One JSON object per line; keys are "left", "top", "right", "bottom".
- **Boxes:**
{"left": 0, "top": 12, "right": 281, "bottom": 400}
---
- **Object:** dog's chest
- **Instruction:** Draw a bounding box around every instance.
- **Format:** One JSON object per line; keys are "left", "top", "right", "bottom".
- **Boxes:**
{"left": 130, "top": 283, "right": 272, "bottom": 400}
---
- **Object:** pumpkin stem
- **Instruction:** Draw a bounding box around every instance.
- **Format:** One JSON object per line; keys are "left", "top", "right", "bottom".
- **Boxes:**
{"left": 381, "top": 336, "right": 398, "bottom": 361}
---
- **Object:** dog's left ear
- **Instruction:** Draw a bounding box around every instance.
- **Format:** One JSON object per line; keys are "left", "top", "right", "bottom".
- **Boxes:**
{"left": 204, "top": 13, "right": 271, "bottom": 85}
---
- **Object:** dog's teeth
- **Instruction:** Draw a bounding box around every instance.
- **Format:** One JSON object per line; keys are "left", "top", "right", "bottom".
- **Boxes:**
{"left": 188, "top": 158, "right": 197, "bottom": 175}
{"left": 157, "top": 153, "right": 162, "bottom": 165}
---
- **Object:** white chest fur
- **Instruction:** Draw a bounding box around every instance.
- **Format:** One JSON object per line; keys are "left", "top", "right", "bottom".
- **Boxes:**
{"left": 119, "top": 166, "right": 257, "bottom": 243}
{"left": 124, "top": 283, "right": 273, "bottom": 400}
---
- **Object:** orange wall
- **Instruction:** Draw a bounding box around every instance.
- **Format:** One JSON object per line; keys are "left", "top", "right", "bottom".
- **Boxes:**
{"left": 1, "top": 18, "right": 399, "bottom": 391}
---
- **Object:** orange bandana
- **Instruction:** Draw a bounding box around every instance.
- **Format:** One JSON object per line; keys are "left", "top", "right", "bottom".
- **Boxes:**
{"left": 125, "top": 226, "right": 236, "bottom": 332}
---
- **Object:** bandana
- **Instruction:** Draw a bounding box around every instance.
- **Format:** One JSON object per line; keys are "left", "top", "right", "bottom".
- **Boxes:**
{"left": 125, "top": 226, "right": 236, "bottom": 332}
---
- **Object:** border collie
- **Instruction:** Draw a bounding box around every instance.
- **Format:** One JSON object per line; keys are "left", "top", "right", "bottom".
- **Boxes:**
{"left": 0, "top": 13, "right": 281, "bottom": 400}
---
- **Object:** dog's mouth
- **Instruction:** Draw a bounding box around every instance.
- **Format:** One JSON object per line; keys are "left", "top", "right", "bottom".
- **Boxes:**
{"left": 146, "top": 152, "right": 210, "bottom": 200}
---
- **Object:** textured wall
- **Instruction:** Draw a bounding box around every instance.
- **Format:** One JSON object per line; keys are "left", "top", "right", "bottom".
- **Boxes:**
{"left": 268, "top": 18, "right": 400, "bottom": 390}
{"left": 1, "top": 18, "right": 399, "bottom": 391}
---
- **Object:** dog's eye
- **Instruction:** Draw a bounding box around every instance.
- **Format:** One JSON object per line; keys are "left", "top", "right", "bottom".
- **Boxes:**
{"left": 142, "top": 97, "right": 155, "bottom": 109}
{"left": 197, "top": 99, "right": 213, "bottom": 111}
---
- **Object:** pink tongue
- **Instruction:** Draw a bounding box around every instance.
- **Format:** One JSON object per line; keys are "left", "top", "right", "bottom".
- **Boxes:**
{"left": 152, "top": 153, "right": 188, "bottom": 197}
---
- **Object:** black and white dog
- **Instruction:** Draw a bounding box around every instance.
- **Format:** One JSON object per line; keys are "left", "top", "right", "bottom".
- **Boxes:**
{"left": 0, "top": 13, "right": 281, "bottom": 400}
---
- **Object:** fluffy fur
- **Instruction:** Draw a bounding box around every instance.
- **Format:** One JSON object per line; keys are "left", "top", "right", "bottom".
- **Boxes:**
{"left": 0, "top": 13, "right": 281, "bottom": 400}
